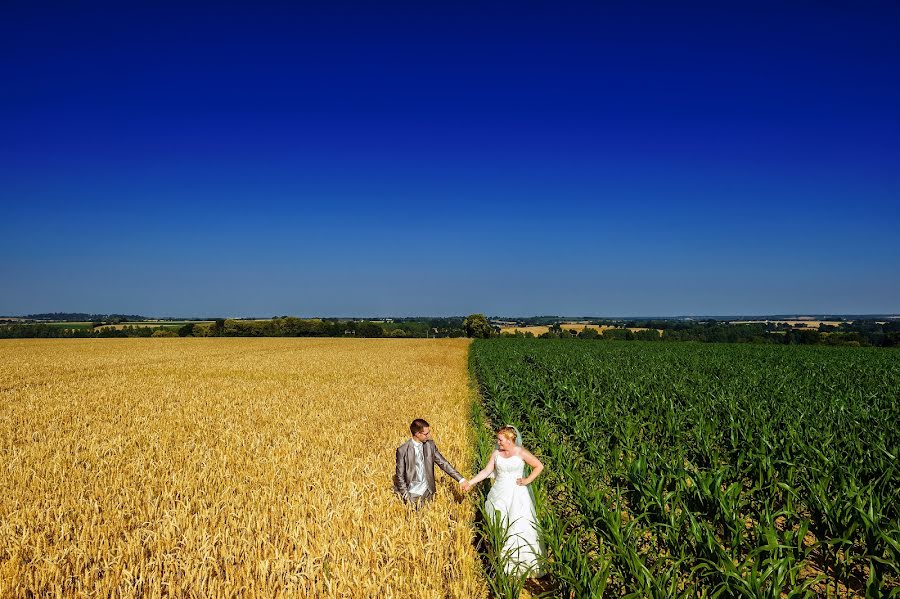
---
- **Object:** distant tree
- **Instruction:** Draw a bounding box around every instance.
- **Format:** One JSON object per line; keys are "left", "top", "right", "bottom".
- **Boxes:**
{"left": 178, "top": 323, "right": 195, "bottom": 337}
{"left": 357, "top": 321, "right": 384, "bottom": 338}
{"left": 152, "top": 329, "right": 177, "bottom": 337}
{"left": 822, "top": 332, "right": 865, "bottom": 346}
{"left": 634, "top": 329, "right": 660, "bottom": 341}
{"left": 191, "top": 323, "right": 212, "bottom": 336}
{"left": 603, "top": 328, "right": 633, "bottom": 341}
{"left": 391, "top": 321, "right": 427, "bottom": 337}
{"left": 464, "top": 314, "right": 496, "bottom": 338}
{"left": 211, "top": 319, "right": 225, "bottom": 336}
{"left": 577, "top": 326, "right": 600, "bottom": 339}
{"left": 882, "top": 331, "right": 900, "bottom": 347}
{"left": 323, "top": 320, "right": 345, "bottom": 336}
{"left": 784, "top": 329, "right": 821, "bottom": 345}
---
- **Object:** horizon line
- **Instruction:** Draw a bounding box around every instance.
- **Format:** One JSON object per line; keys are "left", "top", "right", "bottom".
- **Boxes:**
{"left": 4, "top": 312, "right": 899, "bottom": 321}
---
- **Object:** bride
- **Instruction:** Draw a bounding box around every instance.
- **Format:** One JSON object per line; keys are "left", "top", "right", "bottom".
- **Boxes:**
{"left": 462, "top": 425, "right": 545, "bottom": 575}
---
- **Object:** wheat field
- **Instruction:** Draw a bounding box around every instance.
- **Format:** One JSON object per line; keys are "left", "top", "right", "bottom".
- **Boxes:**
{"left": 0, "top": 338, "right": 485, "bottom": 598}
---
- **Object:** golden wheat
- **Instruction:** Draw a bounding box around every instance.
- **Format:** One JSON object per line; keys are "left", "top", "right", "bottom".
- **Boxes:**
{"left": 499, "top": 324, "right": 611, "bottom": 336}
{"left": 0, "top": 338, "right": 485, "bottom": 598}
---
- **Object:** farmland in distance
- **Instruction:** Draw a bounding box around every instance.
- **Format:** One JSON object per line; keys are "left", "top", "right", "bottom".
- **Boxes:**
{"left": 471, "top": 339, "right": 899, "bottom": 597}
{"left": 499, "top": 324, "right": 659, "bottom": 337}
{"left": 0, "top": 338, "right": 485, "bottom": 598}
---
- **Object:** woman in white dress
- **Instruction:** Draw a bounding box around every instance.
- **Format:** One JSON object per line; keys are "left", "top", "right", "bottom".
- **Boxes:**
{"left": 462, "top": 425, "right": 545, "bottom": 575}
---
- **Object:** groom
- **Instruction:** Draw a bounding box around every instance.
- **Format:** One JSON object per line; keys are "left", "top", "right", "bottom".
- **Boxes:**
{"left": 394, "top": 418, "right": 466, "bottom": 506}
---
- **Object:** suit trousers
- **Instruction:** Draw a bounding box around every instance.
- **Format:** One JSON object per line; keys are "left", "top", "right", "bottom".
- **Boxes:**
{"left": 406, "top": 490, "right": 435, "bottom": 509}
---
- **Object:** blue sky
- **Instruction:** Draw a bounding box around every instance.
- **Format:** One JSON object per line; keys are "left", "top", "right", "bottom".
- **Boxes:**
{"left": 2, "top": 1, "right": 898, "bottom": 317}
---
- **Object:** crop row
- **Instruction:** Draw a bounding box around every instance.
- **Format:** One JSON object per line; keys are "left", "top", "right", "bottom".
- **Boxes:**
{"left": 471, "top": 339, "right": 899, "bottom": 597}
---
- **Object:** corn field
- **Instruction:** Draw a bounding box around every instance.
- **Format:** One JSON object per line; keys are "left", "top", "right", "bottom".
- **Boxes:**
{"left": 471, "top": 339, "right": 900, "bottom": 598}
{"left": 0, "top": 338, "right": 486, "bottom": 598}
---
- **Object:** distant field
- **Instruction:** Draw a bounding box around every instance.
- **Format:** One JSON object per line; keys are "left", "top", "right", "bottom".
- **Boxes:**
{"left": 94, "top": 321, "right": 212, "bottom": 331}
{"left": 731, "top": 320, "right": 845, "bottom": 329}
{"left": 501, "top": 325, "right": 551, "bottom": 336}
{"left": 501, "top": 323, "right": 657, "bottom": 336}
{"left": 502, "top": 320, "right": 864, "bottom": 336}
{"left": 1, "top": 321, "right": 213, "bottom": 331}
{"left": 501, "top": 323, "right": 611, "bottom": 336}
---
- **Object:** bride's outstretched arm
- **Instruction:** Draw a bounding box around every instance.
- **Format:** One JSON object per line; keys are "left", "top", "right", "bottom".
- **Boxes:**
{"left": 462, "top": 451, "right": 497, "bottom": 491}
{"left": 516, "top": 448, "right": 544, "bottom": 486}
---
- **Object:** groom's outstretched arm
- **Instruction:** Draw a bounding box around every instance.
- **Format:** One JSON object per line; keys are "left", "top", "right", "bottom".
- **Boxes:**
{"left": 432, "top": 444, "right": 464, "bottom": 483}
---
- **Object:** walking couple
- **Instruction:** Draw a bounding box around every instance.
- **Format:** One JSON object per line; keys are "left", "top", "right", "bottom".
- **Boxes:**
{"left": 393, "top": 418, "right": 545, "bottom": 575}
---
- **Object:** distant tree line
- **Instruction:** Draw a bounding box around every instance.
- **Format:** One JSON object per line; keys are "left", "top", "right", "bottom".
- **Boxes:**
{"left": 501, "top": 319, "right": 900, "bottom": 347}
{"left": 0, "top": 324, "right": 163, "bottom": 338}
{"left": 0, "top": 317, "right": 470, "bottom": 339}
{"left": 17, "top": 313, "right": 148, "bottom": 323}
{"left": 5, "top": 315, "right": 898, "bottom": 346}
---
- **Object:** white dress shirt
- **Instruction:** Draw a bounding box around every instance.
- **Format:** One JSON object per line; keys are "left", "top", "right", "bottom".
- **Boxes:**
{"left": 408, "top": 439, "right": 429, "bottom": 497}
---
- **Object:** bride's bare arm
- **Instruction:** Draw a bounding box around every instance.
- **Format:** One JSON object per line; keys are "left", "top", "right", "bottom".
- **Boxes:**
{"left": 516, "top": 448, "right": 544, "bottom": 486}
{"left": 462, "top": 451, "right": 497, "bottom": 491}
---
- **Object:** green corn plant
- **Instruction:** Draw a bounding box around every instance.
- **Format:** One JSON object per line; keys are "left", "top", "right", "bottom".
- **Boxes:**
{"left": 471, "top": 339, "right": 900, "bottom": 596}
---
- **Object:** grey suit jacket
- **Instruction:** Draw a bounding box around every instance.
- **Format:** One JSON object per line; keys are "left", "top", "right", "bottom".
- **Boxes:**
{"left": 393, "top": 439, "right": 463, "bottom": 499}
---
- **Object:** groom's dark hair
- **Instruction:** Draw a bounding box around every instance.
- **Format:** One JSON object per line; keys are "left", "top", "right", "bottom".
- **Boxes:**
{"left": 410, "top": 419, "right": 430, "bottom": 435}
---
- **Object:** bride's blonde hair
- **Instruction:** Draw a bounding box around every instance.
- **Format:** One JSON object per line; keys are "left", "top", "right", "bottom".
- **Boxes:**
{"left": 497, "top": 426, "right": 517, "bottom": 443}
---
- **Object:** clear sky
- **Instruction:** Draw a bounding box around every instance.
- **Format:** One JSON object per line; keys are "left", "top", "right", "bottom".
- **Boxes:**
{"left": 2, "top": 1, "right": 898, "bottom": 317}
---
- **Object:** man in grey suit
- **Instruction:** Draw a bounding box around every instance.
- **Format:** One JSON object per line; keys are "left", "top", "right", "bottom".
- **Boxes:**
{"left": 394, "top": 418, "right": 466, "bottom": 506}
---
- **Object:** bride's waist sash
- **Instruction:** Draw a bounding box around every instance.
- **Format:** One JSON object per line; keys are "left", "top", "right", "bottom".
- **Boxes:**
{"left": 493, "top": 475, "right": 521, "bottom": 485}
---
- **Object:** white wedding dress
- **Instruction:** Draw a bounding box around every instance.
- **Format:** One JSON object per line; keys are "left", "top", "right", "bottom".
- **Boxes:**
{"left": 485, "top": 452, "right": 543, "bottom": 575}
